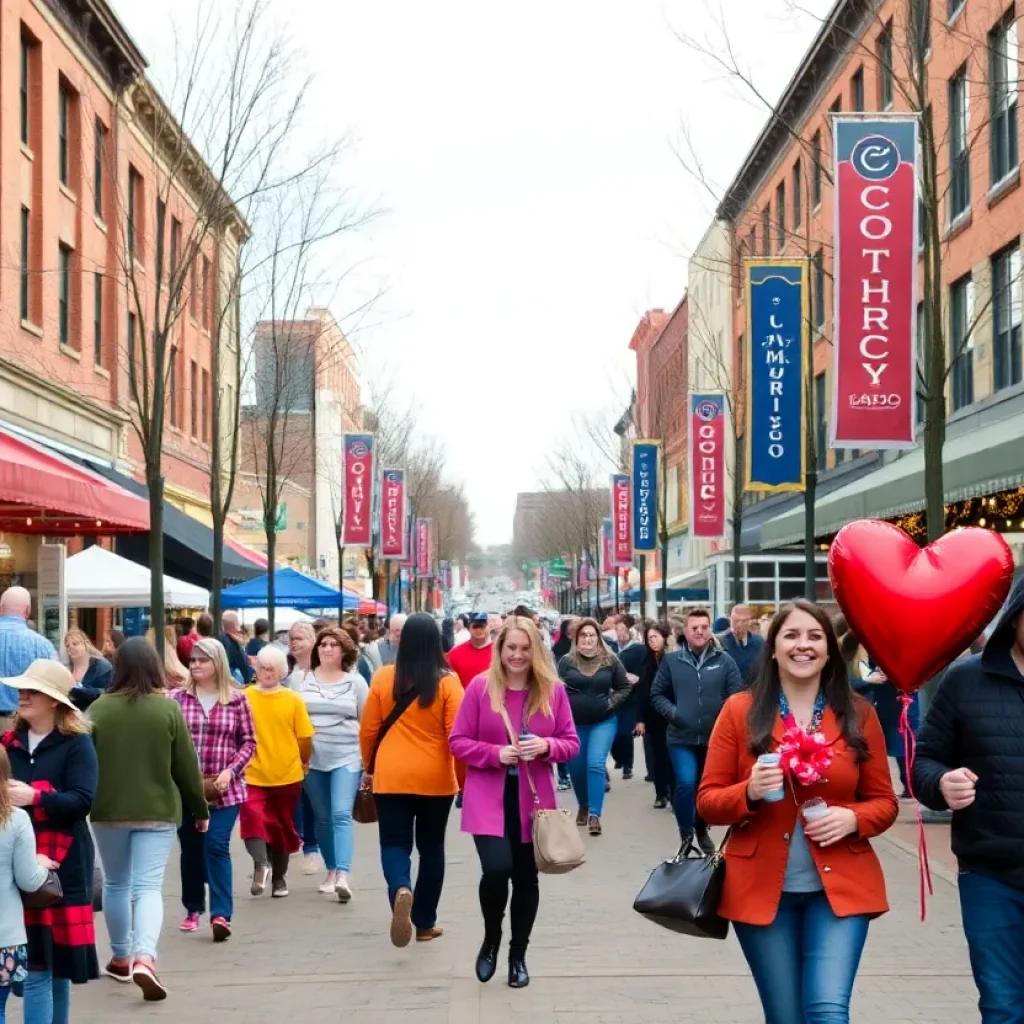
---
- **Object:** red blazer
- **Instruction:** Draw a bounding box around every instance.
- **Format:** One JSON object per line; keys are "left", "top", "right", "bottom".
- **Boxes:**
{"left": 697, "top": 692, "right": 898, "bottom": 926}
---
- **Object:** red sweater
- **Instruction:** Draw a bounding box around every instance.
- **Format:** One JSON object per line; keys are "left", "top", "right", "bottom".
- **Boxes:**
{"left": 447, "top": 641, "right": 494, "bottom": 689}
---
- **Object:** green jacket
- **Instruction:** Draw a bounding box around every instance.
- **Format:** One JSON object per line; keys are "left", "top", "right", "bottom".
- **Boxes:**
{"left": 89, "top": 693, "right": 208, "bottom": 826}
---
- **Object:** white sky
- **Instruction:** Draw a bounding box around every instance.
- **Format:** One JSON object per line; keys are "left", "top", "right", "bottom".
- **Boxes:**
{"left": 114, "top": 0, "right": 829, "bottom": 545}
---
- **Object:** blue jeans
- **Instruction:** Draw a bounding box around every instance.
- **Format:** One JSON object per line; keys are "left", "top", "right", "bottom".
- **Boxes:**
{"left": 668, "top": 743, "right": 708, "bottom": 836}
{"left": 734, "top": 890, "right": 869, "bottom": 1023}
{"left": 569, "top": 717, "right": 617, "bottom": 817}
{"left": 304, "top": 766, "right": 362, "bottom": 873}
{"left": 93, "top": 824, "right": 176, "bottom": 960}
{"left": 179, "top": 804, "right": 240, "bottom": 919}
{"left": 959, "top": 871, "right": 1024, "bottom": 1023}
{"left": 22, "top": 970, "right": 71, "bottom": 1024}
{"left": 295, "top": 789, "right": 319, "bottom": 855}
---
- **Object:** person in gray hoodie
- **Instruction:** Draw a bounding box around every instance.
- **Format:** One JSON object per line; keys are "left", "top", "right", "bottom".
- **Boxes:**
{"left": 651, "top": 608, "right": 743, "bottom": 853}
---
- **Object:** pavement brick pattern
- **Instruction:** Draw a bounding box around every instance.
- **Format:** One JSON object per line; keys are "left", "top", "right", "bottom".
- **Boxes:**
{"left": 38, "top": 766, "right": 975, "bottom": 1024}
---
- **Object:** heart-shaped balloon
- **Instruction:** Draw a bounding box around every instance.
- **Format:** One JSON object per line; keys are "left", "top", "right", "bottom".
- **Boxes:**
{"left": 828, "top": 520, "right": 1014, "bottom": 693}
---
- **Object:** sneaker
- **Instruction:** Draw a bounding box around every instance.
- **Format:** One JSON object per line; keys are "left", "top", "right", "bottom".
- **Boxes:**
{"left": 335, "top": 873, "right": 352, "bottom": 903}
{"left": 622, "top": 770, "right": 634, "bottom": 780}
{"left": 103, "top": 958, "right": 132, "bottom": 983}
{"left": 251, "top": 863, "right": 270, "bottom": 896}
{"left": 390, "top": 886, "right": 414, "bottom": 947}
{"left": 302, "top": 852, "right": 322, "bottom": 875}
{"left": 455, "top": 791, "right": 464, "bottom": 808}
{"left": 211, "top": 916, "right": 231, "bottom": 942}
{"left": 179, "top": 912, "right": 201, "bottom": 932}
{"left": 131, "top": 958, "right": 167, "bottom": 1002}
{"left": 272, "top": 878, "right": 289, "bottom": 898}
{"left": 319, "top": 871, "right": 339, "bottom": 895}
{"left": 653, "top": 797, "right": 667, "bottom": 809}
{"left": 557, "top": 779, "right": 572, "bottom": 791}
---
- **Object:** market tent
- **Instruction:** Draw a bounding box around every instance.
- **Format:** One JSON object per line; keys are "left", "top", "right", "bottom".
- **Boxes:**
{"left": 220, "top": 567, "right": 356, "bottom": 611}
{"left": 66, "top": 546, "right": 210, "bottom": 608}
{"left": 237, "top": 607, "right": 314, "bottom": 631}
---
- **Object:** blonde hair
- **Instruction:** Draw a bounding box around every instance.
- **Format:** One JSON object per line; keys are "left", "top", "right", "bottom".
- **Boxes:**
{"left": 0, "top": 748, "right": 13, "bottom": 825}
{"left": 13, "top": 702, "right": 91, "bottom": 737}
{"left": 185, "top": 637, "right": 235, "bottom": 705}
{"left": 64, "top": 628, "right": 103, "bottom": 662}
{"left": 145, "top": 627, "right": 189, "bottom": 685}
{"left": 486, "top": 615, "right": 557, "bottom": 719}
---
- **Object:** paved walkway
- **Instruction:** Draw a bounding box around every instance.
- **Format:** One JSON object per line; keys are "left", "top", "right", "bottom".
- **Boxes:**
{"left": 18, "top": 768, "right": 978, "bottom": 1024}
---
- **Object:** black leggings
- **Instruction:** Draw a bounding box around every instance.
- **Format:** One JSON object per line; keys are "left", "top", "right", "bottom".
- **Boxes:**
{"left": 473, "top": 774, "right": 539, "bottom": 958}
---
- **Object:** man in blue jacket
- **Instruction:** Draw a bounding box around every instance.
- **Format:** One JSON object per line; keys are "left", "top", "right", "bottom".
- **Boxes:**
{"left": 652, "top": 607, "right": 743, "bottom": 854}
{"left": 718, "top": 604, "right": 765, "bottom": 683}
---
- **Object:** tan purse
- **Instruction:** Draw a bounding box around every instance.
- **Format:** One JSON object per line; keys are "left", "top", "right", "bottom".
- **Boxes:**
{"left": 499, "top": 706, "right": 586, "bottom": 875}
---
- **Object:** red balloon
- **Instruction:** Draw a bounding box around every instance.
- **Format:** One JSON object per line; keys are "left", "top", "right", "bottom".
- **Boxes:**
{"left": 828, "top": 520, "right": 1014, "bottom": 694}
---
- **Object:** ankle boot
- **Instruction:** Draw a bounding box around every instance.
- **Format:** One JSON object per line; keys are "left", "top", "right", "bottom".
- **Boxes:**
{"left": 507, "top": 956, "right": 529, "bottom": 988}
{"left": 475, "top": 940, "right": 500, "bottom": 983}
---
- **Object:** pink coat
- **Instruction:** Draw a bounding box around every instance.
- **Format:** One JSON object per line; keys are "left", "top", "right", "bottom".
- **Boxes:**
{"left": 449, "top": 675, "right": 580, "bottom": 842}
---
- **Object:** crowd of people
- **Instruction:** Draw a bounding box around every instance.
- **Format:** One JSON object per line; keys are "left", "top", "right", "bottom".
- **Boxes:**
{"left": 0, "top": 579, "right": 1020, "bottom": 1020}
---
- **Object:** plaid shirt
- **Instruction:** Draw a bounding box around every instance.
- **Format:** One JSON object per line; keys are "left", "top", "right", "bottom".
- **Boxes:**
{"left": 0, "top": 615, "right": 59, "bottom": 713}
{"left": 172, "top": 689, "right": 256, "bottom": 809}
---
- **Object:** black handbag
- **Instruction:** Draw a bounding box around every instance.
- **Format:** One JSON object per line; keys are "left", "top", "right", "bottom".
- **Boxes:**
{"left": 353, "top": 687, "right": 419, "bottom": 825}
{"left": 21, "top": 869, "right": 63, "bottom": 910}
{"left": 633, "top": 832, "right": 730, "bottom": 939}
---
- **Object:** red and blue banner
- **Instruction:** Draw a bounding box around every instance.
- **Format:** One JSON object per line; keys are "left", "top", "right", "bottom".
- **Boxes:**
{"left": 631, "top": 441, "right": 659, "bottom": 553}
{"left": 600, "top": 518, "right": 613, "bottom": 577}
{"left": 378, "top": 468, "right": 407, "bottom": 559}
{"left": 746, "top": 261, "right": 807, "bottom": 491}
{"left": 611, "top": 474, "right": 632, "bottom": 565}
{"left": 342, "top": 434, "right": 375, "bottom": 546}
{"left": 416, "top": 518, "right": 432, "bottom": 576}
{"left": 689, "top": 394, "right": 727, "bottom": 539}
{"left": 833, "top": 117, "right": 918, "bottom": 448}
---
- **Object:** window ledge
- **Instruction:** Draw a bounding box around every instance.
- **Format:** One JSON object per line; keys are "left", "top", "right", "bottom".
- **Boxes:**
{"left": 944, "top": 208, "right": 972, "bottom": 242}
{"left": 987, "top": 168, "right": 1020, "bottom": 209}
{"left": 94, "top": 216, "right": 107, "bottom": 235}
{"left": 93, "top": 364, "right": 110, "bottom": 380}
{"left": 59, "top": 343, "right": 81, "bottom": 362}
{"left": 20, "top": 143, "right": 34, "bottom": 162}
{"left": 58, "top": 183, "right": 77, "bottom": 204}
{"left": 946, "top": 3, "right": 966, "bottom": 27}
{"left": 20, "top": 319, "right": 43, "bottom": 339}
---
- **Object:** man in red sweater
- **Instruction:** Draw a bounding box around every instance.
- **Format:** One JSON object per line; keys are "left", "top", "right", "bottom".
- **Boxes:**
{"left": 447, "top": 612, "right": 494, "bottom": 803}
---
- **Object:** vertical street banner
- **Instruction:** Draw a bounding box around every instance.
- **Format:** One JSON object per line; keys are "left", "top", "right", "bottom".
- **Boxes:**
{"left": 689, "top": 394, "right": 727, "bottom": 539}
{"left": 438, "top": 559, "right": 451, "bottom": 589}
{"left": 378, "top": 469, "right": 407, "bottom": 559}
{"left": 600, "top": 518, "right": 613, "bottom": 577}
{"left": 580, "top": 549, "right": 591, "bottom": 588}
{"left": 540, "top": 562, "right": 549, "bottom": 592}
{"left": 401, "top": 507, "right": 415, "bottom": 567}
{"left": 631, "top": 440, "right": 659, "bottom": 553}
{"left": 416, "top": 518, "right": 432, "bottom": 576}
{"left": 833, "top": 117, "right": 918, "bottom": 448}
{"left": 746, "top": 261, "right": 807, "bottom": 491}
{"left": 610, "top": 474, "right": 632, "bottom": 565}
{"left": 342, "top": 433, "right": 375, "bottom": 546}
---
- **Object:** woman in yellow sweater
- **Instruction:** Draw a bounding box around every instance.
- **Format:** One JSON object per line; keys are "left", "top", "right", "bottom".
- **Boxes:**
{"left": 359, "top": 613, "right": 463, "bottom": 948}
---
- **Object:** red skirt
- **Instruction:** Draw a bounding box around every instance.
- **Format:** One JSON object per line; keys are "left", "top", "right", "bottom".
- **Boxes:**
{"left": 240, "top": 782, "right": 303, "bottom": 854}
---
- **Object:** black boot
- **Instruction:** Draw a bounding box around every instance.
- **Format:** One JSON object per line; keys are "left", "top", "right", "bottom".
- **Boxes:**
{"left": 475, "top": 941, "right": 500, "bottom": 983}
{"left": 696, "top": 828, "right": 717, "bottom": 857}
{"left": 508, "top": 956, "right": 530, "bottom": 988}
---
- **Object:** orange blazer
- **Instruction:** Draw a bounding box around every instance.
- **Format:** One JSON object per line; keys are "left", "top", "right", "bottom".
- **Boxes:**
{"left": 697, "top": 691, "right": 898, "bottom": 926}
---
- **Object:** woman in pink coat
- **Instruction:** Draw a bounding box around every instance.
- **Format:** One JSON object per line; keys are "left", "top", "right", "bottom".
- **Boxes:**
{"left": 449, "top": 615, "right": 579, "bottom": 991}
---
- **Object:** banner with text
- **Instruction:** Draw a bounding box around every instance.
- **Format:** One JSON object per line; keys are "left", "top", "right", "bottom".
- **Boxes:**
{"left": 610, "top": 474, "right": 632, "bottom": 565}
{"left": 600, "top": 518, "right": 613, "bottom": 577}
{"left": 416, "top": 518, "right": 432, "bottom": 576}
{"left": 689, "top": 393, "right": 727, "bottom": 539}
{"left": 631, "top": 441, "right": 659, "bottom": 553}
{"left": 342, "top": 434, "right": 375, "bottom": 546}
{"left": 401, "top": 508, "right": 415, "bottom": 566}
{"left": 746, "top": 261, "right": 806, "bottom": 491}
{"left": 378, "top": 468, "right": 407, "bottom": 559}
{"left": 833, "top": 117, "right": 918, "bottom": 448}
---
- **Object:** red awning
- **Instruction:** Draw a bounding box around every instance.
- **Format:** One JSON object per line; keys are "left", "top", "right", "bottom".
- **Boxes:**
{"left": 0, "top": 430, "right": 150, "bottom": 535}
{"left": 224, "top": 536, "right": 269, "bottom": 569}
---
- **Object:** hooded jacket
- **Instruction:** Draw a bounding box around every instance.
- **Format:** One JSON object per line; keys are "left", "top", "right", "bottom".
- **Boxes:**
{"left": 913, "top": 575, "right": 1024, "bottom": 889}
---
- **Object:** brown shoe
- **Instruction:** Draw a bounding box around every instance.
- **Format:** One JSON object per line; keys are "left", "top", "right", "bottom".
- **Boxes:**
{"left": 575, "top": 807, "right": 588, "bottom": 827}
{"left": 416, "top": 926, "right": 444, "bottom": 941}
{"left": 588, "top": 815, "right": 602, "bottom": 836}
{"left": 390, "top": 886, "right": 414, "bottom": 948}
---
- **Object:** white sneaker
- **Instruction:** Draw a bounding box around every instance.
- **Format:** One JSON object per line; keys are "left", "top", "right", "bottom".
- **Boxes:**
{"left": 318, "top": 871, "right": 338, "bottom": 895}
{"left": 335, "top": 873, "right": 352, "bottom": 903}
{"left": 250, "top": 863, "right": 270, "bottom": 896}
{"left": 302, "top": 852, "right": 322, "bottom": 876}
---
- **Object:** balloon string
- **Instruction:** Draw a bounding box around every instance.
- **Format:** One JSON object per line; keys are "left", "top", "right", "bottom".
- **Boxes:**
{"left": 899, "top": 692, "right": 933, "bottom": 922}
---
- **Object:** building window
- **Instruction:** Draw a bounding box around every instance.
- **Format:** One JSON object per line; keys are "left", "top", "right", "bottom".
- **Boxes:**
{"left": 775, "top": 181, "right": 786, "bottom": 252}
{"left": 128, "top": 312, "right": 137, "bottom": 393}
{"left": 811, "top": 130, "right": 822, "bottom": 207}
{"left": 851, "top": 66, "right": 864, "bottom": 111}
{"left": 169, "top": 347, "right": 178, "bottom": 428}
{"left": 58, "top": 245, "right": 72, "bottom": 346}
{"left": 992, "top": 243, "right": 1022, "bottom": 391}
{"left": 761, "top": 207, "right": 770, "bottom": 256}
{"left": 812, "top": 249, "right": 825, "bottom": 332}
{"left": 911, "top": 0, "right": 931, "bottom": 59}
{"left": 127, "top": 165, "right": 140, "bottom": 259}
{"left": 814, "top": 371, "right": 827, "bottom": 470}
{"left": 20, "top": 32, "right": 32, "bottom": 147}
{"left": 155, "top": 199, "right": 166, "bottom": 284}
{"left": 949, "top": 67, "right": 970, "bottom": 220}
{"left": 190, "top": 360, "right": 199, "bottom": 437}
{"left": 190, "top": 259, "right": 198, "bottom": 319}
{"left": 58, "top": 81, "right": 70, "bottom": 186}
{"left": 94, "top": 273, "right": 103, "bottom": 367}
{"left": 20, "top": 207, "right": 30, "bottom": 321}
{"left": 990, "top": 11, "right": 1019, "bottom": 185}
{"left": 748, "top": 225, "right": 757, "bottom": 257}
{"left": 201, "top": 368, "right": 210, "bottom": 442}
{"left": 94, "top": 119, "right": 106, "bottom": 218}
{"left": 170, "top": 217, "right": 181, "bottom": 283}
{"left": 202, "top": 256, "right": 211, "bottom": 329}
{"left": 950, "top": 274, "right": 975, "bottom": 411}
{"left": 949, "top": 0, "right": 966, "bottom": 19}
{"left": 830, "top": 96, "right": 842, "bottom": 116}
{"left": 792, "top": 160, "right": 802, "bottom": 230}
{"left": 877, "top": 21, "right": 893, "bottom": 109}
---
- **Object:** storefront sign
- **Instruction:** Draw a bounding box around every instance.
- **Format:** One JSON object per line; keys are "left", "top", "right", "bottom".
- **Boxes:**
{"left": 833, "top": 117, "right": 918, "bottom": 448}
{"left": 341, "top": 434, "right": 375, "bottom": 547}
{"left": 378, "top": 468, "right": 407, "bottom": 559}
{"left": 746, "top": 261, "right": 807, "bottom": 491}
{"left": 631, "top": 441, "right": 659, "bottom": 553}
{"left": 37, "top": 543, "right": 67, "bottom": 650}
{"left": 416, "top": 518, "right": 432, "bottom": 576}
{"left": 689, "top": 394, "right": 727, "bottom": 539}
{"left": 610, "top": 474, "right": 632, "bottom": 565}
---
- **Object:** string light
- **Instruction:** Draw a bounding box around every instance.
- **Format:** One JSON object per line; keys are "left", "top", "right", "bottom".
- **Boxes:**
{"left": 890, "top": 486, "right": 1024, "bottom": 542}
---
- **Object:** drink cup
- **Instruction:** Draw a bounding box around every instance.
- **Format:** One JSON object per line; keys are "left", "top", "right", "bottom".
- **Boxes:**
{"left": 519, "top": 733, "right": 538, "bottom": 761}
{"left": 757, "top": 752, "right": 785, "bottom": 802}
{"left": 801, "top": 798, "right": 829, "bottom": 822}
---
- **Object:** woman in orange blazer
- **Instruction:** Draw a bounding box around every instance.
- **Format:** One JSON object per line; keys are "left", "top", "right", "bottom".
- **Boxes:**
{"left": 697, "top": 599, "right": 897, "bottom": 1024}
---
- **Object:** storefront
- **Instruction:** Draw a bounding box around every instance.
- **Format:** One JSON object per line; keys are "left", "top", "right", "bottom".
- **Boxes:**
{"left": 705, "top": 552, "right": 832, "bottom": 621}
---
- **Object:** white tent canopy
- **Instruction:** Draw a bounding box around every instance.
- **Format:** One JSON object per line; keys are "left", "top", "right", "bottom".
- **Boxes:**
{"left": 237, "top": 607, "right": 314, "bottom": 631}
{"left": 65, "top": 546, "right": 209, "bottom": 609}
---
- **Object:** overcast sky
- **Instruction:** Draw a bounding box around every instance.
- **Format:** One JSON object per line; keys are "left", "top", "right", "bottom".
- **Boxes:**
{"left": 114, "top": 0, "right": 828, "bottom": 546}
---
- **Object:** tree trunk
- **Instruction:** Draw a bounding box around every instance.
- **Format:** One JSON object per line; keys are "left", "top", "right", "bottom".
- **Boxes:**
{"left": 148, "top": 471, "right": 165, "bottom": 657}
{"left": 731, "top": 428, "right": 744, "bottom": 606}
{"left": 803, "top": 464, "right": 817, "bottom": 601}
{"left": 639, "top": 554, "right": 647, "bottom": 620}
{"left": 369, "top": 550, "right": 379, "bottom": 603}
{"left": 266, "top": 528, "right": 277, "bottom": 637}
{"left": 659, "top": 535, "right": 669, "bottom": 622}
{"left": 338, "top": 544, "right": 346, "bottom": 619}
{"left": 211, "top": 509, "right": 225, "bottom": 635}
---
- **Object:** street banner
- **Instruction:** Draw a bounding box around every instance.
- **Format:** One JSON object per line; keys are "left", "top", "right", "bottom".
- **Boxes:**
{"left": 689, "top": 394, "right": 727, "bottom": 539}
{"left": 400, "top": 507, "right": 415, "bottom": 567}
{"left": 833, "top": 117, "right": 918, "bottom": 448}
{"left": 610, "top": 474, "right": 632, "bottom": 566}
{"left": 378, "top": 468, "right": 407, "bottom": 559}
{"left": 600, "top": 518, "right": 613, "bottom": 577}
{"left": 579, "top": 549, "right": 591, "bottom": 588}
{"left": 746, "top": 260, "right": 807, "bottom": 491}
{"left": 631, "top": 441, "right": 659, "bottom": 553}
{"left": 342, "top": 433, "right": 375, "bottom": 546}
{"left": 416, "top": 518, "right": 432, "bottom": 576}
{"left": 540, "top": 563, "right": 549, "bottom": 591}
{"left": 438, "top": 559, "right": 451, "bottom": 589}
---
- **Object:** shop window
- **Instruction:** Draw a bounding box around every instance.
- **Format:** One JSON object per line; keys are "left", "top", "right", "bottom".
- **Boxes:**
{"left": 989, "top": 10, "right": 1019, "bottom": 186}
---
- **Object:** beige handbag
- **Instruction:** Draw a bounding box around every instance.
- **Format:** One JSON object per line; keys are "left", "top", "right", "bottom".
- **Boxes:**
{"left": 499, "top": 706, "right": 586, "bottom": 875}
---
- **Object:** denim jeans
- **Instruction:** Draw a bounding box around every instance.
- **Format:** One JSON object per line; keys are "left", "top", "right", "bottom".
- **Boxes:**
{"left": 611, "top": 706, "right": 637, "bottom": 773}
{"left": 667, "top": 743, "right": 708, "bottom": 836}
{"left": 93, "top": 824, "right": 176, "bottom": 960}
{"left": 569, "top": 717, "right": 617, "bottom": 817}
{"left": 734, "top": 890, "right": 870, "bottom": 1023}
{"left": 179, "top": 804, "right": 240, "bottom": 919}
{"left": 375, "top": 794, "right": 453, "bottom": 930}
{"left": 295, "top": 789, "right": 319, "bottom": 855}
{"left": 304, "top": 766, "right": 362, "bottom": 873}
{"left": 22, "top": 970, "right": 71, "bottom": 1024}
{"left": 959, "top": 871, "right": 1024, "bottom": 1023}
{"left": 0, "top": 985, "right": 7, "bottom": 1022}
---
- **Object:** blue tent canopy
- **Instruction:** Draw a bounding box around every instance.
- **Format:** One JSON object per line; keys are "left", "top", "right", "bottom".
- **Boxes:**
{"left": 220, "top": 567, "right": 357, "bottom": 611}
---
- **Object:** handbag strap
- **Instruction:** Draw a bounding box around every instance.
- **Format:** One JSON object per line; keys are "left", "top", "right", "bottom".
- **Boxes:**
{"left": 497, "top": 703, "right": 540, "bottom": 807}
{"left": 368, "top": 686, "right": 419, "bottom": 776}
